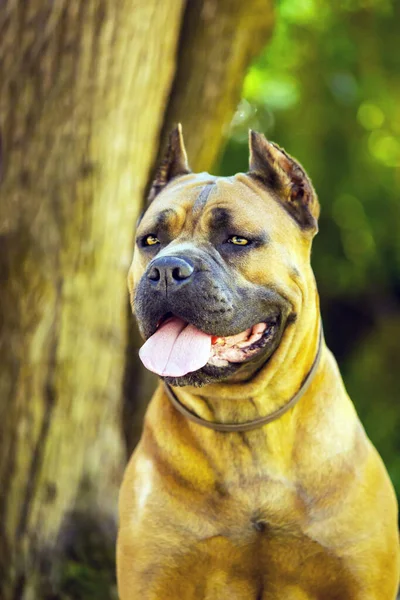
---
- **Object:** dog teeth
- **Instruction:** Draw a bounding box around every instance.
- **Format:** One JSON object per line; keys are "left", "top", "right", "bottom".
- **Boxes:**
{"left": 227, "top": 328, "right": 252, "bottom": 345}
{"left": 211, "top": 323, "right": 270, "bottom": 356}
{"left": 250, "top": 332, "right": 263, "bottom": 344}
{"left": 253, "top": 322, "right": 267, "bottom": 334}
{"left": 208, "top": 355, "right": 229, "bottom": 367}
{"left": 237, "top": 341, "right": 250, "bottom": 348}
{"left": 238, "top": 333, "right": 262, "bottom": 347}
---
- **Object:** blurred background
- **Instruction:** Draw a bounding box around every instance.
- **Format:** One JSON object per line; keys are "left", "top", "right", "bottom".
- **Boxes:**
{"left": 220, "top": 0, "right": 400, "bottom": 489}
{"left": 0, "top": 0, "right": 398, "bottom": 598}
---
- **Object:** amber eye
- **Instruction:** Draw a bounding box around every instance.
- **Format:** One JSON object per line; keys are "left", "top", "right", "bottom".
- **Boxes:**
{"left": 143, "top": 234, "right": 160, "bottom": 247}
{"left": 227, "top": 235, "right": 249, "bottom": 246}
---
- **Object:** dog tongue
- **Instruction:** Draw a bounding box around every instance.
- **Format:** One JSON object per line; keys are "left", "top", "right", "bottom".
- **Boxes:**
{"left": 139, "top": 317, "right": 212, "bottom": 377}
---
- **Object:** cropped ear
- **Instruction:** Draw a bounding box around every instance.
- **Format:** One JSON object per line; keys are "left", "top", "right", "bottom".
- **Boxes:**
{"left": 248, "top": 130, "right": 320, "bottom": 233}
{"left": 147, "top": 124, "right": 191, "bottom": 203}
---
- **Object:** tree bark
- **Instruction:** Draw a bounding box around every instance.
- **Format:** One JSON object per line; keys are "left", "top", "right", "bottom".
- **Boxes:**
{"left": 0, "top": 1, "right": 186, "bottom": 597}
{"left": 0, "top": 1, "right": 274, "bottom": 597}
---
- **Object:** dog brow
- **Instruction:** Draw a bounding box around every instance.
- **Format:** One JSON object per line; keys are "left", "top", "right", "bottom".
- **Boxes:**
{"left": 154, "top": 208, "right": 177, "bottom": 230}
{"left": 209, "top": 207, "right": 232, "bottom": 231}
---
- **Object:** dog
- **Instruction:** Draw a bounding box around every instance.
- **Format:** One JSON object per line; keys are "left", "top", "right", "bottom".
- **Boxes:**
{"left": 117, "top": 125, "right": 399, "bottom": 599}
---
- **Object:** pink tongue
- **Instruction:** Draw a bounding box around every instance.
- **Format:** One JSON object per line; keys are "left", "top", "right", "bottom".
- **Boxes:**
{"left": 139, "top": 317, "right": 212, "bottom": 377}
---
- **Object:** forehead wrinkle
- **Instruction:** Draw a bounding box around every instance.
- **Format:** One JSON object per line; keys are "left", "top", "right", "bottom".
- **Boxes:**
{"left": 192, "top": 183, "right": 216, "bottom": 219}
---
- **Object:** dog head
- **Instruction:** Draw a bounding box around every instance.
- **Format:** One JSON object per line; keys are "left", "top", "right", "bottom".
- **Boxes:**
{"left": 129, "top": 125, "right": 320, "bottom": 387}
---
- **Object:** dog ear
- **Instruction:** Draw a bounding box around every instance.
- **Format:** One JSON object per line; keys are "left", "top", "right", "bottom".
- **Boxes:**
{"left": 248, "top": 130, "right": 320, "bottom": 232}
{"left": 147, "top": 124, "right": 191, "bottom": 203}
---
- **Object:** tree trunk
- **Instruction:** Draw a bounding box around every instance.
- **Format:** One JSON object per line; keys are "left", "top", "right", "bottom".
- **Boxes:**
{"left": 161, "top": 0, "right": 275, "bottom": 171}
{"left": 0, "top": 1, "right": 274, "bottom": 597}
{"left": 124, "top": 0, "right": 275, "bottom": 456}
{"left": 0, "top": 1, "right": 186, "bottom": 597}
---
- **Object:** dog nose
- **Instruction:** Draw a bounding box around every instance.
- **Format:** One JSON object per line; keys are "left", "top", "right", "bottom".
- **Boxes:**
{"left": 147, "top": 256, "right": 194, "bottom": 288}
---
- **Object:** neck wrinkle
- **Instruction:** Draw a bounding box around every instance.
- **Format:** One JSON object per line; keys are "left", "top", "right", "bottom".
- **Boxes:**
{"left": 170, "top": 311, "right": 322, "bottom": 427}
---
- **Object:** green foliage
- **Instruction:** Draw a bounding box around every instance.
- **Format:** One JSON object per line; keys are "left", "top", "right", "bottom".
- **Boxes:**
{"left": 219, "top": 0, "right": 400, "bottom": 494}
{"left": 40, "top": 511, "right": 117, "bottom": 600}
{"left": 57, "top": 560, "right": 117, "bottom": 600}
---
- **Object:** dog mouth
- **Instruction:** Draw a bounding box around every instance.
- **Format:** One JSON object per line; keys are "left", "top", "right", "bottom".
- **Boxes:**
{"left": 139, "top": 314, "right": 280, "bottom": 378}
{"left": 208, "top": 318, "right": 279, "bottom": 367}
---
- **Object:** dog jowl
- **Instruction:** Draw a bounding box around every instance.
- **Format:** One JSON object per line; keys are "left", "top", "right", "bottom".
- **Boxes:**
{"left": 118, "top": 126, "right": 399, "bottom": 600}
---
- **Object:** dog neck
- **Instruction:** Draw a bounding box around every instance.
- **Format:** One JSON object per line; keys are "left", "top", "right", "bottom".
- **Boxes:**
{"left": 164, "top": 324, "right": 323, "bottom": 432}
{"left": 165, "top": 311, "right": 323, "bottom": 429}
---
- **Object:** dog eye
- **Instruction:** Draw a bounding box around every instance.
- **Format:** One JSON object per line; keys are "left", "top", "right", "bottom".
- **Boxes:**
{"left": 143, "top": 234, "right": 160, "bottom": 247}
{"left": 227, "top": 236, "right": 249, "bottom": 246}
